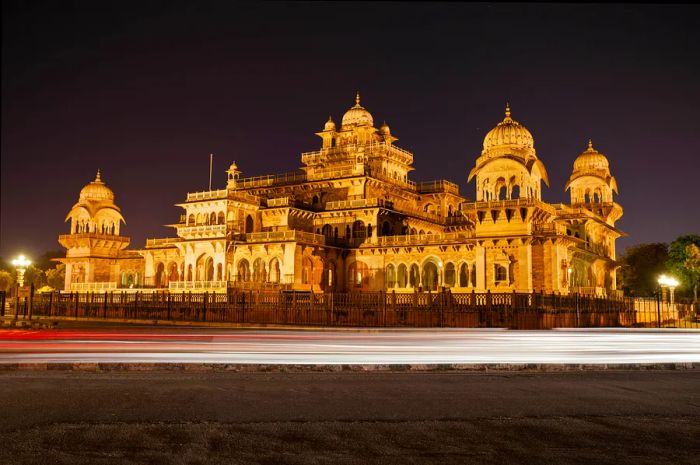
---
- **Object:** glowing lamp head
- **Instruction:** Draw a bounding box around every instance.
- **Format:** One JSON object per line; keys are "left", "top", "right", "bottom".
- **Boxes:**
{"left": 11, "top": 255, "right": 31, "bottom": 269}
{"left": 658, "top": 274, "right": 679, "bottom": 288}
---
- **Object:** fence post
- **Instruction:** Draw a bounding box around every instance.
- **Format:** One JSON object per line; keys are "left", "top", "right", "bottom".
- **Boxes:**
{"left": 203, "top": 291, "right": 208, "bottom": 322}
{"left": 74, "top": 292, "right": 79, "bottom": 318}
{"left": 134, "top": 291, "right": 139, "bottom": 319}
{"left": 575, "top": 293, "right": 580, "bottom": 328}
{"left": 656, "top": 290, "right": 661, "bottom": 328}
{"left": 381, "top": 290, "right": 386, "bottom": 327}
{"left": 167, "top": 293, "right": 171, "bottom": 320}
{"left": 103, "top": 291, "right": 108, "bottom": 319}
{"left": 28, "top": 283, "right": 34, "bottom": 320}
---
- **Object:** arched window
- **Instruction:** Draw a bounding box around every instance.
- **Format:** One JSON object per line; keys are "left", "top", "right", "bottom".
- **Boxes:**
{"left": 511, "top": 185, "right": 520, "bottom": 199}
{"left": 269, "top": 258, "right": 281, "bottom": 283}
{"left": 155, "top": 262, "right": 165, "bottom": 288}
{"left": 245, "top": 215, "right": 254, "bottom": 233}
{"left": 498, "top": 185, "right": 508, "bottom": 200}
{"left": 348, "top": 261, "right": 368, "bottom": 288}
{"left": 302, "top": 257, "right": 313, "bottom": 285}
{"left": 237, "top": 259, "right": 250, "bottom": 282}
{"left": 322, "top": 224, "right": 333, "bottom": 237}
{"left": 494, "top": 264, "right": 507, "bottom": 283}
{"left": 312, "top": 195, "right": 319, "bottom": 205}
{"left": 322, "top": 262, "right": 335, "bottom": 291}
{"left": 381, "top": 221, "right": 391, "bottom": 236}
{"left": 584, "top": 189, "right": 591, "bottom": 203}
{"left": 205, "top": 257, "right": 215, "bottom": 281}
{"left": 188, "top": 214, "right": 195, "bottom": 225}
{"left": 168, "top": 263, "right": 179, "bottom": 282}
{"left": 209, "top": 212, "right": 216, "bottom": 225}
{"left": 459, "top": 263, "right": 468, "bottom": 287}
{"left": 367, "top": 224, "right": 373, "bottom": 238}
{"left": 253, "top": 258, "right": 266, "bottom": 283}
{"left": 422, "top": 262, "right": 439, "bottom": 291}
{"left": 386, "top": 264, "right": 396, "bottom": 289}
{"left": 593, "top": 190, "right": 601, "bottom": 203}
{"left": 444, "top": 263, "right": 455, "bottom": 288}
{"left": 352, "top": 220, "right": 365, "bottom": 239}
{"left": 217, "top": 212, "right": 225, "bottom": 224}
{"left": 216, "top": 263, "right": 223, "bottom": 281}
{"left": 187, "top": 264, "right": 193, "bottom": 282}
{"left": 397, "top": 264, "right": 408, "bottom": 288}
{"left": 409, "top": 264, "right": 419, "bottom": 288}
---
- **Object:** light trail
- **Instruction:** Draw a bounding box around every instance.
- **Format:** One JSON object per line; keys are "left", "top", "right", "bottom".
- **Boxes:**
{"left": 0, "top": 328, "right": 698, "bottom": 365}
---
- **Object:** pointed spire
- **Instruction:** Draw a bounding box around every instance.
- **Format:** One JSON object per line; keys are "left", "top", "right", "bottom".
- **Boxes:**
{"left": 95, "top": 169, "right": 102, "bottom": 182}
{"left": 587, "top": 139, "right": 594, "bottom": 151}
{"left": 327, "top": 115, "right": 333, "bottom": 122}
{"left": 355, "top": 91, "right": 361, "bottom": 106}
{"left": 505, "top": 102, "right": 511, "bottom": 118}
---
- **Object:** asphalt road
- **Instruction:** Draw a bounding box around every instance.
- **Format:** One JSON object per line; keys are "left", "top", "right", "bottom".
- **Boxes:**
{"left": 1, "top": 370, "right": 699, "bottom": 464}
{"left": 1, "top": 327, "right": 699, "bottom": 364}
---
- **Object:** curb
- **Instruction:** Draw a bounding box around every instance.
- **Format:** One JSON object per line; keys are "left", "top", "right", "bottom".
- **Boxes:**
{"left": 0, "top": 362, "right": 698, "bottom": 373}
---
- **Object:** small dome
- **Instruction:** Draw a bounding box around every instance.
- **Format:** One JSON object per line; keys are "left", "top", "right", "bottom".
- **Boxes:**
{"left": 573, "top": 140, "right": 610, "bottom": 173}
{"left": 228, "top": 161, "right": 239, "bottom": 171}
{"left": 79, "top": 170, "right": 115, "bottom": 202}
{"left": 482, "top": 104, "right": 534, "bottom": 152}
{"left": 379, "top": 121, "right": 390, "bottom": 134}
{"left": 324, "top": 116, "right": 336, "bottom": 131}
{"left": 341, "top": 92, "right": 374, "bottom": 127}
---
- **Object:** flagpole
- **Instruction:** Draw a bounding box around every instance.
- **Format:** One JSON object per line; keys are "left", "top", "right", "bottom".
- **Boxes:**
{"left": 208, "top": 153, "right": 213, "bottom": 191}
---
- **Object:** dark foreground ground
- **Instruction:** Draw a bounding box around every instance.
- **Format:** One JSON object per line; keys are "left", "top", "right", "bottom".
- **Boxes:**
{"left": 1, "top": 370, "right": 699, "bottom": 464}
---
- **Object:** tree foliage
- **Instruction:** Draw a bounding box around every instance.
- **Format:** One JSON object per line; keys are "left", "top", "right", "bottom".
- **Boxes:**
{"left": 618, "top": 243, "right": 669, "bottom": 297}
{"left": 667, "top": 235, "right": 700, "bottom": 302}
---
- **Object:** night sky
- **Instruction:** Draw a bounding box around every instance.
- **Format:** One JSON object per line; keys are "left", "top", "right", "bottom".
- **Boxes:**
{"left": 2, "top": 2, "right": 699, "bottom": 261}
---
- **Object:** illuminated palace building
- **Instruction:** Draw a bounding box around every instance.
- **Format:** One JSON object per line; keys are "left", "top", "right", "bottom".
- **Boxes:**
{"left": 58, "top": 94, "right": 624, "bottom": 296}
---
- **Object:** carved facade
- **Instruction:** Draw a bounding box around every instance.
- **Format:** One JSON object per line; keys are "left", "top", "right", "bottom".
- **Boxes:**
{"left": 58, "top": 95, "right": 624, "bottom": 295}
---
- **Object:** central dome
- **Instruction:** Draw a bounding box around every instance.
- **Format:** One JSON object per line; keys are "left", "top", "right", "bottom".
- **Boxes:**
{"left": 482, "top": 104, "right": 534, "bottom": 152}
{"left": 341, "top": 92, "right": 374, "bottom": 127}
{"left": 79, "top": 170, "right": 115, "bottom": 202}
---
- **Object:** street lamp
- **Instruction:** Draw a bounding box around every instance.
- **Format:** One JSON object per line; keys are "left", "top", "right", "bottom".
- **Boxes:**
{"left": 658, "top": 274, "right": 680, "bottom": 306}
{"left": 567, "top": 267, "right": 573, "bottom": 289}
{"left": 11, "top": 254, "right": 31, "bottom": 320}
{"left": 11, "top": 255, "right": 31, "bottom": 287}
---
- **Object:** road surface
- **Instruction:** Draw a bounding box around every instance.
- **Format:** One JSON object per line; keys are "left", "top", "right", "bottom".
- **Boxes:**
{"left": 1, "top": 370, "right": 699, "bottom": 464}
{"left": 1, "top": 327, "right": 699, "bottom": 364}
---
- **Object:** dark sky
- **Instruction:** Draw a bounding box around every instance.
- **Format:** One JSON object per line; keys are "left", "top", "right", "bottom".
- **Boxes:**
{"left": 2, "top": 1, "right": 699, "bottom": 260}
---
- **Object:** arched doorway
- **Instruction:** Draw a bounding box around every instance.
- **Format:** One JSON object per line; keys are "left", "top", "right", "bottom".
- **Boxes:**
{"left": 253, "top": 258, "right": 267, "bottom": 283}
{"left": 245, "top": 215, "right": 254, "bottom": 233}
{"left": 422, "top": 262, "right": 439, "bottom": 291}
{"left": 155, "top": 262, "right": 165, "bottom": 288}
{"left": 237, "top": 259, "right": 250, "bottom": 282}
{"left": 269, "top": 258, "right": 281, "bottom": 283}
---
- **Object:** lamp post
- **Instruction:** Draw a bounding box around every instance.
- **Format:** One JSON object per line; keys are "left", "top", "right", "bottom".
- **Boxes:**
{"left": 657, "top": 274, "right": 680, "bottom": 327}
{"left": 11, "top": 255, "right": 31, "bottom": 319}
{"left": 567, "top": 267, "right": 573, "bottom": 291}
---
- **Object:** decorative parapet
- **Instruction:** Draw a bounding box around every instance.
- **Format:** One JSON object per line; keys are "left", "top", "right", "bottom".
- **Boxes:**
{"left": 70, "top": 282, "right": 118, "bottom": 291}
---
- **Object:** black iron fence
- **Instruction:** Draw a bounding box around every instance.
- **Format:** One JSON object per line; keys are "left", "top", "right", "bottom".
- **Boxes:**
{"left": 3, "top": 289, "right": 696, "bottom": 329}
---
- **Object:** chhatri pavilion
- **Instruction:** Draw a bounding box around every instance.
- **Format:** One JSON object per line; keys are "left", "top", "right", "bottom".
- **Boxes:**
{"left": 57, "top": 94, "right": 624, "bottom": 296}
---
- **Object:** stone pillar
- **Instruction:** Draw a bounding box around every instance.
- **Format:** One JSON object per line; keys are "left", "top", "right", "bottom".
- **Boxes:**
{"left": 476, "top": 246, "right": 486, "bottom": 291}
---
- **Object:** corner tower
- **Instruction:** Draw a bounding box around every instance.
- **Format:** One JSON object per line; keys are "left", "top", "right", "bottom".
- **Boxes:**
{"left": 468, "top": 104, "right": 549, "bottom": 201}
{"left": 565, "top": 140, "right": 622, "bottom": 226}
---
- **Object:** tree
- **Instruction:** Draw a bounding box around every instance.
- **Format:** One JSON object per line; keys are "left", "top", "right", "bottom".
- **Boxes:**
{"left": 23, "top": 265, "right": 46, "bottom": 289}
{"left": 0, "top": 270, "right": 14, "bottom": 293}
{"left": 618, "top": 243, "right": 669, "bottom": 297}
{"left": 46, "top": 264, "right": 66, "bottom": 291}
{"left": 667, "top": 235, "right": 700, "bottom": 302}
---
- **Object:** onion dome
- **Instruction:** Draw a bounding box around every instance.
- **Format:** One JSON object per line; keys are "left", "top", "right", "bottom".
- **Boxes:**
{"left": 572, "top": 139, "right": 610, "bottom": 173}
{"left": 566, "top": 140, "right": 617, "bottom": 193}
{"left": 79, "top": 170, "right": 115, "bottom": 202}
{"left": 229, "top": 161, "right": 239, "bottom": 171}
{"left": 341, "top": 91, "right": 374, "bottom": 127}
{"left": 324, "top": 116, "right": 336, "bottom": 131}
{"left": 482, "top": 104, "right": 534, "bottom": 152}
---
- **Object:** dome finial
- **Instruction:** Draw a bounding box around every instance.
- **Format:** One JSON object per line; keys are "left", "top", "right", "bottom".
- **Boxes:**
{"left": 95, "top": 169, "right": 102, "bottom": 182}
{"left": 355, "top": 91, "right": 361, "bottom": 106}
{"left": 505, "top": 102, "right": 511, "bottom": 118}
{"left": 587, "top": 139, "right": 594, "bottom": 151}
